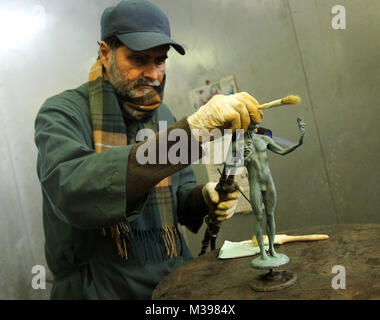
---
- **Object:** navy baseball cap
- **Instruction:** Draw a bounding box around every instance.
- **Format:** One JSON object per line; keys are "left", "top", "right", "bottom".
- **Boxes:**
{"left": 101, "top": 0, "right": 185, "bottom": 55}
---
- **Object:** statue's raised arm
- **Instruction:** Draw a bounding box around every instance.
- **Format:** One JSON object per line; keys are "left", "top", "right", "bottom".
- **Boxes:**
{"left": 267, "top": 117, "right": 306, "bottom": 156}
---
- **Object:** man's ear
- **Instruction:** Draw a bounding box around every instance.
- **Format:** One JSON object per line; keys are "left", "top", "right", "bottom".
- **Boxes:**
{"left": 99, "top": 41, "right": 112, "bottom": 71}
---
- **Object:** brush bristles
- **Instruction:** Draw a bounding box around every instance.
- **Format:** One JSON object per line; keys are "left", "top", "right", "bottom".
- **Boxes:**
{"left": 281, "top": 95, "right": 301, "bottom": 105}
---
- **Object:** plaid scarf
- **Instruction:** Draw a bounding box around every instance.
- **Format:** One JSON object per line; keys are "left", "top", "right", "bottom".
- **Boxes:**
{"left": 88, "top": 57, "right": 182, "bottom": 262}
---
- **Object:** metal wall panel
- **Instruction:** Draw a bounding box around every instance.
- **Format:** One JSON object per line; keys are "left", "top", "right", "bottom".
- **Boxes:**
{"left": 287, "top": 0, "right": 380, "bottom": 224}
{"left": 0, "top": 103, "right": 40, "bottom": 299}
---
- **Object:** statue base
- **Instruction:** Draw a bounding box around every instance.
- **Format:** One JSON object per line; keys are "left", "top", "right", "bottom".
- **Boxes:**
{"left": 249, "top": 253, "right": 297, "bottom": 292}
{"left": 249, "top": 269, "right": 297, "bottom": 292}
{"left": 250, "top": 252, "right": 289, "bottom": 269}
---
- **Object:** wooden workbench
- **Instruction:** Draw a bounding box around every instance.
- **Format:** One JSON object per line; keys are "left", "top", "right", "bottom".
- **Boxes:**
{"left": 152, "top": 224, "right": 380, "bottom": 300}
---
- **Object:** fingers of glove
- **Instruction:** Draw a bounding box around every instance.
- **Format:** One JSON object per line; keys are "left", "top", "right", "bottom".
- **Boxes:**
{"left": 208, "top": 189, "right": 219, "bottom": 204}
{"left": 202, "top": 182, "right": 219, "bottom": 205}
{"left": 216, "top": 199, "right": 238, "bottom": 210}
{"left": 216, "top": 205, "right": 236, "bottom": 216}
{"left": 187, "top": 95, "right": 225, "bottom": 131}
{"left": 235, "top": 92, "right": 263, "bottom": 124}
{"left": 216, "top": 214, "right": 232, "bottom": 222}
{"left": 249, "top": 109, "right": 263, "bottom": 125}
{"left": 225, "top": 190, "right": 241, "bottom": 200}
{"left": 227, "top": 211, "right": 235, "bottom": 219}
{"left": 217, "top": 95, "right": 250, "bottom": 131}
{"left": 189, "top": 94, "right": 254, "bottom": 132}
{"left": 223, "top": 107, "right": 241, "bottom": 132}
{"left": 227, "top": 99, "right": 250, "bottom": 132}
{"left": 215, "top": 203, "right": 237, "bottom": 221}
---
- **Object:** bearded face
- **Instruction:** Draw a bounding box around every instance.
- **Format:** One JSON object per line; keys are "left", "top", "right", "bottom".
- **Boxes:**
{"left": 107, "top": 50, "right": 161, "bottom": 101}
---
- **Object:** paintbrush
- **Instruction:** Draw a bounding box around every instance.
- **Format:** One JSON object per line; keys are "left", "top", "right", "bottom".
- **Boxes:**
{"left": 252, "top": 234, "right": 329, "bottom": 247}
{"left": 258, "top": 94, "right": 301, "bottom": 110}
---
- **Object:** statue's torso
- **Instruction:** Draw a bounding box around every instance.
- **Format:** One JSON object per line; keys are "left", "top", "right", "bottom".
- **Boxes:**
{"left": 244, "top": 134, "right": 272, "bottom": 188}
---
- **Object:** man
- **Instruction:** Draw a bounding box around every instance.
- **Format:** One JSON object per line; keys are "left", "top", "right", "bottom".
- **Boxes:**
{"left": 34, "top": 0, "right": 263, "bottom": 299}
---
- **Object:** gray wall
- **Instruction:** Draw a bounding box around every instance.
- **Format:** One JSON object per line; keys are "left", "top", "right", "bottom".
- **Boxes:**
{"left": 0, "top": 0, "right": 379, "bottom": 299}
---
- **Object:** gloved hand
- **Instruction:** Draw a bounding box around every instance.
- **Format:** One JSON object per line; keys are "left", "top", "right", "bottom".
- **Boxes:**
{"left": 202, "top": 182, "right": 242, "bottom": 222}
{"left": 187, "top": 92, "right": 263, "bottom": 139}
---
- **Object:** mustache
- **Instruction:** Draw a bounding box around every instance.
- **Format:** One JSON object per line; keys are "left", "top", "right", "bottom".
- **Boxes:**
{"left": 133, "top": 78, "right": 161, "bottom": 88}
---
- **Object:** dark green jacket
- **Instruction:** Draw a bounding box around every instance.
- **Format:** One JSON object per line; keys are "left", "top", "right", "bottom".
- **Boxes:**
{"left": 34, "top": 82, "right": 207, "bottom": 299}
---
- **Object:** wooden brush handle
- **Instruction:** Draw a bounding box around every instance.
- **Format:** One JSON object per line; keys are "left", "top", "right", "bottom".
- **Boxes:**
{"left": 258, "top": 99, "right": 282, "bottom": 110}
{"left": 252, "top": 234, "right": 329, "bottom": 246}
{"left": 280, "top": 234, "right": 329, "bottom": 244}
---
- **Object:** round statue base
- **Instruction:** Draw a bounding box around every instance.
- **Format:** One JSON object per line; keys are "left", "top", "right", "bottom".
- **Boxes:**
{"left": 249, "top": 269, "right": 297, "bottom": 292}
{"left": 250, "top": 253, "right": 297, "bottom": 292}
{"left": 250, "top": 252, "right": 289, "bottom": 269}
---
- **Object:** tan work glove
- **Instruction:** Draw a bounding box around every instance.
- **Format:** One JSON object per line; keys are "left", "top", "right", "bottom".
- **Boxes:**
{"left": 202, "top": 182, "right": 242, "bottom": 222}
{"left": 187, "top": 92, "right": 263, "bottom": 140}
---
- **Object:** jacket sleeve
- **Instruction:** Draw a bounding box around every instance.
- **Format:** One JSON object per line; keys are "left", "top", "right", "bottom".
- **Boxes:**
{"left": 125, "top": 115, "right": 205, "bottom": 207}
{"left": 123, "top": 109, "right": 208, "bottom": 233}
{"left": 34, "top": 99, "right": 143, "bottom": 230}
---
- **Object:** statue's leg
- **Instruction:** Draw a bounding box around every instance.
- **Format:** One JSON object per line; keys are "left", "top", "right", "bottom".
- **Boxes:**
{"left": 263, "top": 177, "right": 277, "bottom": 257}
{"left": 250, "top": 182, "right": 268, "bottom": 260}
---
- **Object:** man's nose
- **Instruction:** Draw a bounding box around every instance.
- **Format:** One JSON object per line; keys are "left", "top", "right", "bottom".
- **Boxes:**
{"left": 143, "top": 63, "right": 160, "bottom": 81}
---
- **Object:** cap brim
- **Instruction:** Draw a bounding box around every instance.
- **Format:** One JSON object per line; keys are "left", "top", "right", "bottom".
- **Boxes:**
{"left": 117, "top": 32, "right": 185, "bottom": 55}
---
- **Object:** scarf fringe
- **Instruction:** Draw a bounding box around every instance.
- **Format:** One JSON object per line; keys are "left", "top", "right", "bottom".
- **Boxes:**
{"left": 102, "top": 223, "right": 182, "bottom": 264}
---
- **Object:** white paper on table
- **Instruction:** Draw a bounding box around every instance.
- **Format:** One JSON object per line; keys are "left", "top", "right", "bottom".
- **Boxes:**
{"left": 218, "top": 240, "right": 269, "bottom": 259}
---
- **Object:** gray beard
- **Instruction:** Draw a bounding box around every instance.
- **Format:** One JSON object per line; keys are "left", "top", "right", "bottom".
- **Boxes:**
{"left": 107, "top": 51, "right": 160, "bottom": 102}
